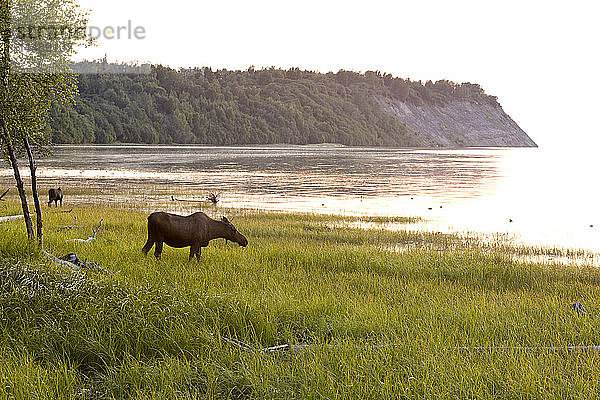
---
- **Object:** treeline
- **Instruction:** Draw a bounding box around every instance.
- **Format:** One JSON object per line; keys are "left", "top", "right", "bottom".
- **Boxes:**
{"left": 48, "top": 62, "right": 500, "bottom": 146}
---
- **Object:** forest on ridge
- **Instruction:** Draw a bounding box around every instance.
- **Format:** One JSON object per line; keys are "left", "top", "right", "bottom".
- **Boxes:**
{"left": 48, "top": 62, "right": 501, "bottom": 146}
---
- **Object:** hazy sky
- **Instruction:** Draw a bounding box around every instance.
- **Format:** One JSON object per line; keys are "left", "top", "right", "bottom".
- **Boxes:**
{"left": 75, "top": 0, "right": 600, "bottom": 149}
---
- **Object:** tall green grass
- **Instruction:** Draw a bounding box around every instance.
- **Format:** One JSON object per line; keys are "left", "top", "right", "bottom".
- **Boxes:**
{"left": 1, "top": 201, "right": 600, "bottom": 398}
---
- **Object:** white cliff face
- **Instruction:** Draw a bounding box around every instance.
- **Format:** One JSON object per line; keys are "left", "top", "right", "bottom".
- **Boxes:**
{"left": 377, "top": 97, "right": 537, "bottom": 148}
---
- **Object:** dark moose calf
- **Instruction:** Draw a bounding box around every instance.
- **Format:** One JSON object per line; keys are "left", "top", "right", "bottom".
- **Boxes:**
{"left": 142, "top": 211, "right": 248, "bottom": 261}
{"left": 48, "top": 187, "right": 63, "bottom": 207}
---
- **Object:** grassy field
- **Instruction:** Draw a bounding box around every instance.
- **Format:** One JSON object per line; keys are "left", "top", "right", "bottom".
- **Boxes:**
{"left": 1, "top": 199, "right": 600, "bottom": 399}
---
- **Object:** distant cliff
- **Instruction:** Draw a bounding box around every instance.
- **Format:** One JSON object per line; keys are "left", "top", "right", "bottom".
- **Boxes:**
{"left": 48, "top": 62, "right": 536, "bottom": 147}
{"left": 377, "top": 97, "right": 536, "bottom": 147}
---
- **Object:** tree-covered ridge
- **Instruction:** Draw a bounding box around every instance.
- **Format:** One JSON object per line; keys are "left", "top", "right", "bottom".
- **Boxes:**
{"left": 48, "top": 63, "right": 502, "bottom": 146}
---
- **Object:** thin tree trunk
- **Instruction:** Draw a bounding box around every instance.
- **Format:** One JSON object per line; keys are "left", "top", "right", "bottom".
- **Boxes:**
{"left": 0, "top": 128, "right": 34, "bottom": 240}
{"left": 24, "top": 137, "right": 42, "bottom": 247}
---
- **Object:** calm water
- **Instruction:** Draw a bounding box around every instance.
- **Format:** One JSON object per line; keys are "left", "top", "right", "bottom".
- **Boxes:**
{"left": 1, "top": 145, "right": 599, "bottom": 252}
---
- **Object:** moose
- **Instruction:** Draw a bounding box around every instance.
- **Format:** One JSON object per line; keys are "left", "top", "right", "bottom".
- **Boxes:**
{"left": 142, "top": 211, "right": 248, "bottom": 261}
{"left": 48, "top": 187, "right": 63, "bottom": 207}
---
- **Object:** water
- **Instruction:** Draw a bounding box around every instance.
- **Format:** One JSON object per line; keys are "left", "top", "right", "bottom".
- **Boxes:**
{"left": 1, "top": 145, "right": 598, "bottom": 252}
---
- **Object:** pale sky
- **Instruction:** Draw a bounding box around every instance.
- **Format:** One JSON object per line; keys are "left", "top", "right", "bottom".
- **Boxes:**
{"left": 74, "top": 0, "right": 600, "bottom": 149}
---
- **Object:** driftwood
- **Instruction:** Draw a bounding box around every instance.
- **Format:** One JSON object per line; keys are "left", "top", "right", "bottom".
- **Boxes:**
{"left": 219, "top": 335, "right": 254, "bottom": 350}
{"left": 261, "top": 343, "right": 598, "bottom": 353}
{"left": 58, "top": 215, "right": 81, "bottom": 230}
{"left": 42, "top": 250, "right": 114, "bottom": 274}
{"left": 217, "top": 336, "right": 600, "bottom": 354}
{"left": 214, "top": 334, "right": 383, "bottom": 353}
{"left": 206, "top": 192, "right": 220, "bottom": 204}
{"left": 455, "top": 345, "right": 600, "bottom": 353}
{"left": 0, "top": 215, "right": 23, "bottom": 223}
{"left": 42, "top": 250, "right": 81, "bottom": 269}
{"left": 69, "top": 219, "right": 103, "bottom": 243}
{"left": 220, "top": 305, "right": 600, "bottom": 354}
{"left": 61, "top": 253, "right": 114, "bottom": 274}
{"left": 0, "top": 188, "right": 8, "bottom": 201}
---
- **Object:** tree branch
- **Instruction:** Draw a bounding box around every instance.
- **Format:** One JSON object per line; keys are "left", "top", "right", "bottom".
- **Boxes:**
{"left": 58, "top": 215, "right": 80, "bottom": 229}
{"left": 69, "top": 219, "right": 103, "bottom": 243}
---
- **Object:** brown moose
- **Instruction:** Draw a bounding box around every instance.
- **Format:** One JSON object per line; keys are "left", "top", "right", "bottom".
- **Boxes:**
{"left": 142, "top": 211, "right": 248, "bottom": 261}
{"left": 48, "top": 187, "right": 63, "bottom": 207}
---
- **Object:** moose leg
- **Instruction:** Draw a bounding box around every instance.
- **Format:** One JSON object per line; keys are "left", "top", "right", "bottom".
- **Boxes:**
{"left": 154, "top": 241, "right": 163, "bottom": 259}
{"left": 142, "top": 238, "right": 154, "bottom": 256}
{"left": 189, "top": 243, "right": 201, "bottom": 261}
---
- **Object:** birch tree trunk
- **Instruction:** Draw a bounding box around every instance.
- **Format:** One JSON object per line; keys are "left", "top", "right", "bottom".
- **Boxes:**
{"left": 0, "top": 128, "right": 34, "bottom": 240}
{"left": 24, "top": 137, "right": 43, "bottom": 247}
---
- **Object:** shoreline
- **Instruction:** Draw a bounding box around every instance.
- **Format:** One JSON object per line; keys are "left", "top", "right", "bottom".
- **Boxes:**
{"left": 49, "top": 143, "right": 536, "bottom": 150}
{"left": 1, "top": 199, "right": 598, "bottom": 267}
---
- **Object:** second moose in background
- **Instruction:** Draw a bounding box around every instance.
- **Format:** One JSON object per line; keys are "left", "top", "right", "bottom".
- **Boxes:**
{"left": 48, "top": 187, "right": 63, "bottom": 207}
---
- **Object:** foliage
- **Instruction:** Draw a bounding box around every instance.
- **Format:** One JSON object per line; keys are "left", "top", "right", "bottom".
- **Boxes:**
{"left": 49, "top": 63, "right": 501, "bottom": 146}
{"left": 1, "top": 0, "right": 88, "bottom": 150}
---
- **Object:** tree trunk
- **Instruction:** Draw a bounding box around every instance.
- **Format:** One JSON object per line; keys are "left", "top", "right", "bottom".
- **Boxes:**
{"left": 24, "top": 137, "right": 43, "bottom": 247}
{"left": 0, "top": 128, "right": 34, "bottom": 241}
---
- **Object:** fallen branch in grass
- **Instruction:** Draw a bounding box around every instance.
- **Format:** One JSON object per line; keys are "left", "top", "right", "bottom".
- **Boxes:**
{"left": 215, "top": 335, "right": 356, "bottom": 353}
{"left": 218, "top": 335, "right": 254, "bottom": 350}
{"left": 217, "top": 338, "right": 398, "bottom": 353}
{"left": 42, "top": 250, "right": 114, "bottom": 274}
{"left": 58, "top": 215, "right": 80, "bottom": 229}
{"left": 69, "top": 219, "right": 103, "bottom": 243}
{"left": 42, "top": 250, "right": 81, "bottom": 269}
{"left": 261, "top": 344, "right": 310, "bottom": 353}
{"left": 264, "top": 342, "right": 600, "bottom": 354}
{"left": 455, "top": 345, "right": 600, "bottom": 353}
{"left": 259, "top": 343, "right": 396, "bottom": 353}
{"left": 0, "top": 188, "right": 8, "bottom": 201}
{"left": 60, "top": 253, "right": 114, "bottom": 274}
{"left": 0, "top": 215, "right": 24, "bottom": 223}
{"left": 218, "top": 335, "right": 600, "bottom": 354}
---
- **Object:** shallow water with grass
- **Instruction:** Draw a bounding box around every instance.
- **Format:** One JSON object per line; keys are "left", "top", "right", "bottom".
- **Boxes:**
{"left": 2, "top": 145, "right": 599, "bottom": 252}
{"left": 1, "top": 198, "right": 600, "bottom": 398}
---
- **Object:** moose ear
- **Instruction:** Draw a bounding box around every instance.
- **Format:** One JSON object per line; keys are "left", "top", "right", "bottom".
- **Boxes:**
{"left": 222, "top": 216, "right": 229, "bottom": 223}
